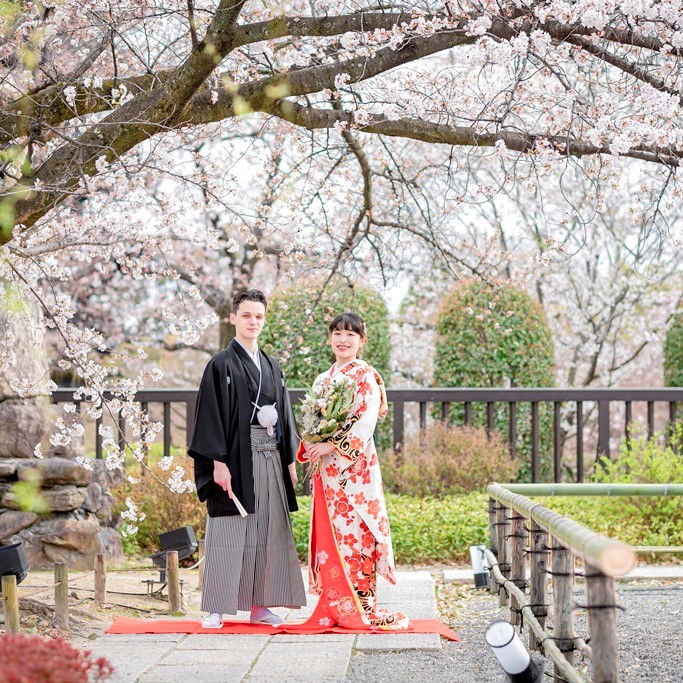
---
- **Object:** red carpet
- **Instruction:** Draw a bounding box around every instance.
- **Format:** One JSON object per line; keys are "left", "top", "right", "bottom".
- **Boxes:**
{"left": 106, "top": 616, "right": 459, "bottom": 641}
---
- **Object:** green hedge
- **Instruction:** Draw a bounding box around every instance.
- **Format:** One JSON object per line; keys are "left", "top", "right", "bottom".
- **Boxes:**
{"left": 291, "top": 491, "right": 682, "bottom": 564}
{"left": 261, "top": 278, "right": 391, "bottom": 387}
{"left": 664, "top": 308, "right": 683, "bottom": 387}
{"left": 434, "top": 280, "right": 556, "bottom": 481}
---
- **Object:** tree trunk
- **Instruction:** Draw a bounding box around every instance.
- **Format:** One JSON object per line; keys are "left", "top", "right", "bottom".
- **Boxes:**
{"left": 218, "top": 300, "right": 234, "bottom": 350}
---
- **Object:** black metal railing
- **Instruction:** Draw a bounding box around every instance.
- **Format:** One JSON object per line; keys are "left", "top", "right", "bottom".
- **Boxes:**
{"left": 51, "top": 387, "right": 683, "bottom": 483}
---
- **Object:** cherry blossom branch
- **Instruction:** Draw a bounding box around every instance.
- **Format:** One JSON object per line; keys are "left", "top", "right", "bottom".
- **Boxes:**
{"left": 261, "top": 97, "right": 682, "bottom": 165}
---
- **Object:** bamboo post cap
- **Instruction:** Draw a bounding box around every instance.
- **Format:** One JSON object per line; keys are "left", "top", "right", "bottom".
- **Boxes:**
{"left": 583, "top": 537, "right": 636, "bottom": 577}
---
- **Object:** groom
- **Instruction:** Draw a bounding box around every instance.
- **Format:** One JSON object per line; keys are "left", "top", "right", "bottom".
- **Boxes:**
{"left": 188, "top": 288, "right": 305, "bottom": 627}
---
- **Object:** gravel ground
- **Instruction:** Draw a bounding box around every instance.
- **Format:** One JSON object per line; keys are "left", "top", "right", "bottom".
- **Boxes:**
{"left": 346, "top": 579, "right": 683, "bottom": 682}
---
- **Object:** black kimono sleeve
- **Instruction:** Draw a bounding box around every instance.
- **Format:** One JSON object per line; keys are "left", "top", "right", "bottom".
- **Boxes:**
{"left": 187, "top": 358, "right": 228, "bottom": 503}
{"left": 281, "top": 373, "right": 300, "bottom": 465}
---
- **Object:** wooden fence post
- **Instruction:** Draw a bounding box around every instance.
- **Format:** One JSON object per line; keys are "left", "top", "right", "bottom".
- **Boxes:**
{"left": 585, "top": 563, "right": 620, "bottom": 683}
{"left": 167, "top": 550, "right": 182, "bottom": 614}
{"left": 2, "top": 574, "right": 20, "bottom": 634}
{"left": 197, "top": 539, "right": 205, "bottom": 592}
{"left": 496, "top": 503, "right": 510, "bottom": 608}
{"left": 509, "top": 512, "right": 527, "bottom": 626}
{"left": 54, "top": 563, "right": 69, "bottom": 631}
{"left": 551, "top": 542, "right": 574, "bottom": 677}
{"left": 529, "top": 520, "right": 549, "bottom": 651}
{"left": 488, "top": 498, "right": 499, "bottom": 594}
{"left": 94, "top": 553, "right": 107, "bottom": 605}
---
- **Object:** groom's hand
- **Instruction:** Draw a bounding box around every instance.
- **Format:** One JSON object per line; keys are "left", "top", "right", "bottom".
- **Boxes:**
{"left": 213, "top": 460, "right": 234, "bottom": 498}
{"left": 288, "top": 462, "right": 298, "bottom": 488}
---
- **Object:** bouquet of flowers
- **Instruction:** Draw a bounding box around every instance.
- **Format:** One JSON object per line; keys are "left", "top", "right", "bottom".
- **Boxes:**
{"left": 300, "top": 376, "right": 354, "bottom": 443}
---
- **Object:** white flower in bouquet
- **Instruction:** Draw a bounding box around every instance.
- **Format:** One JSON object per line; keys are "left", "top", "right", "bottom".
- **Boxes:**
{"left": 300, "top": 376, "right": 354, "bottom": 443}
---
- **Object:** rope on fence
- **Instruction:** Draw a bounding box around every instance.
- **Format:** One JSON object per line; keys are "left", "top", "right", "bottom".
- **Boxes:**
{"left": 484, "top": 549, "right": 587, "bottom": 683}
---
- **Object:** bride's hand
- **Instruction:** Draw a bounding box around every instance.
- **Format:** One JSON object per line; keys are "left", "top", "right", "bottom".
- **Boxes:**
{"left": 307, "top": 442, "right": 336, "bottom": 464}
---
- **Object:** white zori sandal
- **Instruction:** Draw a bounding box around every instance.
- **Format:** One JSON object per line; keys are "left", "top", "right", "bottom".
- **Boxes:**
{"left": 250, "top": 607, "right": 284, "bottom": 625}
{"left": 201, "top": 613, "right": 223, "bottom": 629}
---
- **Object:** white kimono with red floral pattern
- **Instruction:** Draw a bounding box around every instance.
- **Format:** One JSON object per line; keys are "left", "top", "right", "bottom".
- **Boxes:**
{"left": 299, "top": 360, "right": 405, "bottom": 627}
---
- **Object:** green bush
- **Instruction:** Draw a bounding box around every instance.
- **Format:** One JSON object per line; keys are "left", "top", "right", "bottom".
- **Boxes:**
{"left": 382, "top": 423, "right": 520, "bottom": 495}
{"left": 290, "top": 492, "right": 489, "bottom": 564}
{"left": 261, "top": 277, "right": 391, "bottom": 388}
{"left": 112, "top": 454, "right": 206, "bottom": 556}
{"left": 586, "top": 427, "right": 683, "bottom": 547}
{"left": 433, "top": 279, "right": 556, "bottom": 481}
{"left": 541, "top": 496, "right": 682, "bottom": 549}
{"left": 593, "top": 426, "right": 683, "bottom": 484}
{"left": 664, "top": 309, "right": 683, "bottom": 387}
{"left": 291, "top": 488, "right": 682, "bottom": 564}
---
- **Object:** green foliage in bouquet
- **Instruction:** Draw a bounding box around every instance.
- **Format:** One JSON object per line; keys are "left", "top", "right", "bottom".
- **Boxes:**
{"left": 299, "top": 376, "right": 354, "bottom": 443}
{"left": 434, "top": 279, "right": 556, "bottom": 481}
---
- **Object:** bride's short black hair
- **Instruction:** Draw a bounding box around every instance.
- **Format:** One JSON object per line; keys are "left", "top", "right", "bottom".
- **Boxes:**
{"left": 328, "top": 312, "right": 366, "bottom": 337}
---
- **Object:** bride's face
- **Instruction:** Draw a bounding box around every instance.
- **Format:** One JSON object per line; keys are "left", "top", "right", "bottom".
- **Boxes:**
{"left": 330, "top": 328, "right": 364, "bottom": 363}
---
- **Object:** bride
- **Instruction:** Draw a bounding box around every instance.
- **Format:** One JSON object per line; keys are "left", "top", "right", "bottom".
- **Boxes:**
{"left": 297, "top": 312, "right": 408, "bottom": 630}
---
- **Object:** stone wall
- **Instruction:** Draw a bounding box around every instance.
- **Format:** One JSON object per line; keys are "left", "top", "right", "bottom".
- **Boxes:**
{"left": 0, "top": 281, "right": 123, "bottom": 570}
{"left": 0, "top": 457, "right": 124, "bottom": 570}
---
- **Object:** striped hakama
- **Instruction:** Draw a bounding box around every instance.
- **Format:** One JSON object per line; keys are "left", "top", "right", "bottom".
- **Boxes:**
{"left": 201, "top": 426, "right": 306, "bottom": 614}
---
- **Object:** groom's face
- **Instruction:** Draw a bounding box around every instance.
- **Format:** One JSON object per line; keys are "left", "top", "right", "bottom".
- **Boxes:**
{"left": 230, "top": 300, "right": 266, "bottom": 341}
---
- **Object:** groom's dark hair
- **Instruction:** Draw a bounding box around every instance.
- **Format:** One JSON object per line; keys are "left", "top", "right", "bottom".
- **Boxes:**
{"left": 232, "top": 289, "right": 268, "bottom": 312}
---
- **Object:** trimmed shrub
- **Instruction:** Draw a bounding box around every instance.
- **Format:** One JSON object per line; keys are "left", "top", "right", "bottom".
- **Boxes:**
{"left": 434, "top": 279, "right": 556, "bottom": 481}
{"left": 260, "top": 278, "right": 391, "bottom": 387}
{"left": 0, "top": 634, "right": 113, "bottom": 682}
{"left": 290, "top": 492, "right": 489, "bottom": 564}
{"left": 664, "top": 309, "right": 683, "bottom": 387}
{"left": 382, "top": 423, "right": 520, "bottom": 495}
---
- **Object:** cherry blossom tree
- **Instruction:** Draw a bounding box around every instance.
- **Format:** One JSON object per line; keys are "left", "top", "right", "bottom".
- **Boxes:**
{"left": 2, "top": 1, "right": 683, "bottom": 519}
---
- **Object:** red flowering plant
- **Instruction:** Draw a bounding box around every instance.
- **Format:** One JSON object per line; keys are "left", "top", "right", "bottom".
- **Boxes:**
{"left": 0, "top": 634, "right": 114, "bottom": 683}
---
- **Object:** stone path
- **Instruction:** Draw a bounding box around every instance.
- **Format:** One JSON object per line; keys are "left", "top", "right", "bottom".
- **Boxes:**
{"left": 77, "top": 571, "right": 442, "bottom": 682}
{"left": 73, "top": 564, "right": 683, "bottom": 682}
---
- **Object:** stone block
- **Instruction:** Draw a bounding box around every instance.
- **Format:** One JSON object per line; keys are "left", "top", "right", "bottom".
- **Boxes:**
{"left": 78, "top": 643, "right": 170, "bottom": 683}
{"left": 138, "top": 665, "right": 247, "bottom": 683}
{"left": 0, "top": 400, "right": 46, "bottom": 458}
{"left": 0, "top": 459, "right": 21, "bottom": 480}
{"left": 40, "top": 518, "right": 100, "bottom": 553}
{"left": 98, "top": 527, "right": 124, "bottom": 566}
{"left": 82, "top": 482, "right": 101, "bottom": 512}
{"left": 0, "top": 510, "right": 38, "bottom": 541}
{"left": 91, "top": 634, "right": 185, "bottom": 643}
{"left": 160, "top": 647, "right": 263, "bottom": 667}
{"left": 355, "top": 632, "right": 442, "bottom": 652}
{"left": 175, "top": 634, "right": 269, "bottom": 650}
{"left": 18, "top": 458, "right": 92, "bottom": 487}
{"left": 2, "top": 484, "right": 87, "bottom": 512}
{"left": 442, "top": 568, "right": 474, "bottom": 583}
{"left": 90, "top": 459, "right": 125, "bottom": 489}
{"left": 250, "top": 639, "right": 353, "bottom": 680}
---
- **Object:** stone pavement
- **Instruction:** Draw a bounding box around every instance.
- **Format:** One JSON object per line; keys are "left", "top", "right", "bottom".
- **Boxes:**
{"left": 76, "top": 570, "right": 443, "bottom": 682}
